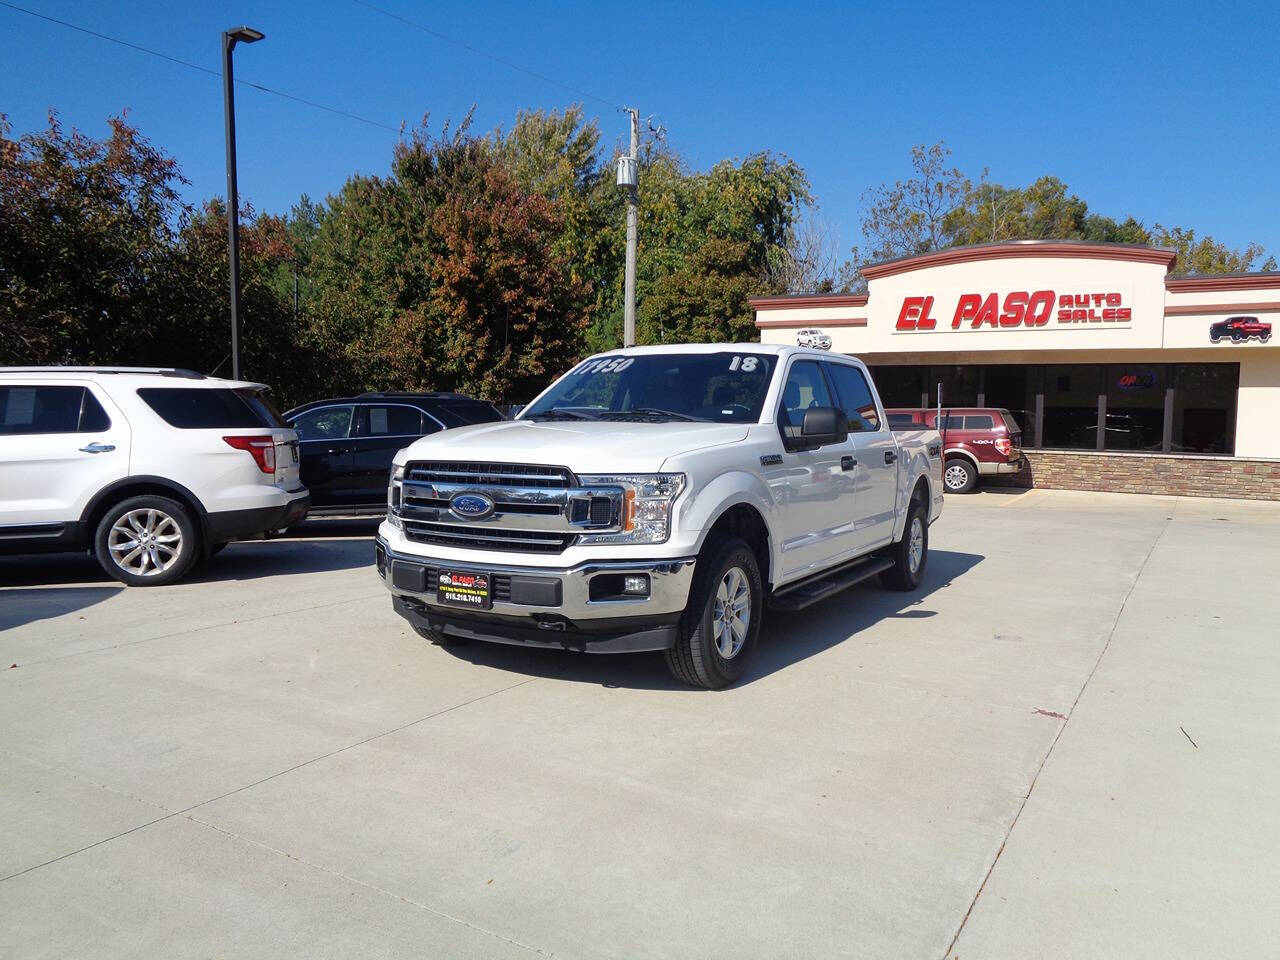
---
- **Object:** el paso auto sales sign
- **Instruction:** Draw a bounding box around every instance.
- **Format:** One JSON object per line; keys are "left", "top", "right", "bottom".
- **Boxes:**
{"left": 894, "top": 286, "right": 1134, "bottom": 333}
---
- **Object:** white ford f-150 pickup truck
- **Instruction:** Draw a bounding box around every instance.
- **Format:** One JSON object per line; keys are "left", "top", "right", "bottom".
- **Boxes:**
{"left": 376, "top": 344, "right": 943, "bottom": 688}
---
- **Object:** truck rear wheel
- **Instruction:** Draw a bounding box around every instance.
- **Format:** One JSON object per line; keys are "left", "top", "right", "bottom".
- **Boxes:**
{"left": 664, "top": 536, "right": 763, "bottom": 689}
{"left": 943, "top": 457, "right": 977, "bottom": 494}
{"left": 881, "top": 496, "right": 928, "bottom": 591}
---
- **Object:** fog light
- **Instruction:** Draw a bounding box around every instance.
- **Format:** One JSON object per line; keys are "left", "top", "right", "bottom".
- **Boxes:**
{"left": 623, "top": 575, "right": 650, "bottom": 596}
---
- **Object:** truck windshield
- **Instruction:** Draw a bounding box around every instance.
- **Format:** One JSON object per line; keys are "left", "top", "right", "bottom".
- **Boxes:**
{"left": 522, "top": 352, "right": 776, "bottom": 423}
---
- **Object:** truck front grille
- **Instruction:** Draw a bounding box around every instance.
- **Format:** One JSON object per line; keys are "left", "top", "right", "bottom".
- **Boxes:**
{"left": 401, "top": 521, "right": 575, "bottom": 554}
{"left": 405, "top": 461, "right": 573, "bottom": 489}
{"left": 398, "top": 460, "right": 612, "bottom": 554}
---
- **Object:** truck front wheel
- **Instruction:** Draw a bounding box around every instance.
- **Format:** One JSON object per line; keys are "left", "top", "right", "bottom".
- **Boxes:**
{"left": 665, "top": 537, "right": 763, "bottom": 689}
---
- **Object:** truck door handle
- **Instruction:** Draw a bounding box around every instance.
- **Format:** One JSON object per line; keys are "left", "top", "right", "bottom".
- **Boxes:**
{"left": 884, "top": 450, "right": 897, "bottom": 465}
{"left": 79, "top": 443, "right": 115, "bottom": 454}
{"left": 841, "top": 455, "right": 856, "bottom": 471}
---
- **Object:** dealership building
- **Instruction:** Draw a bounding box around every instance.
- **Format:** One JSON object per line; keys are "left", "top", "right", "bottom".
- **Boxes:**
{"left": 752, "top": 240, "right": 1280, "bottom": 499}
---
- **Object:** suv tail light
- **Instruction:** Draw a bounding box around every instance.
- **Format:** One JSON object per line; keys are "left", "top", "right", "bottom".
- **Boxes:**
{"left": 995, "top": 436, "right": 1013, "bottom": 457}
{"left": 223, "top": 435, "right": 276, "bottom": 474}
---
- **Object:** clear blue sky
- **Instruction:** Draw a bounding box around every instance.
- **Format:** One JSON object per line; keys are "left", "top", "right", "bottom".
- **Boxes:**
{"left": 2, "top": 0, "right": 1277, "bottom": 259}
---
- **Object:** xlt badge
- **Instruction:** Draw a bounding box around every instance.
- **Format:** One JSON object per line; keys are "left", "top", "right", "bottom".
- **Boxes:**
{"left": 760, "top": 454, "right": 783, "bottom": 466}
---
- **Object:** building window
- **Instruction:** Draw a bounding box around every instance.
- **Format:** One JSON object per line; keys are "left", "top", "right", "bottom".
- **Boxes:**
{"left": 982, "top": 365, "right": 1038, "bottom": 446}
{"left": 1171, "top": 364, "right": 1238, "bottom": 454}
{"left": 1041, "top": 365, "right": 1103, "bottom": 449}
{"left": 866, "top": 366, "right": 924, "bottom": 407}
{"left": 928, "top": 365, "right": 980, "bottom": 407}
{"left": 1105, "top": 365, "right": 1166, "bottom": 451}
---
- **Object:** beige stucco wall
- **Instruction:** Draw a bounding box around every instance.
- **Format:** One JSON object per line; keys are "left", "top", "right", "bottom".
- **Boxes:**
{"left": 1237, "top": 352, "right": 1280, "bottom": 458}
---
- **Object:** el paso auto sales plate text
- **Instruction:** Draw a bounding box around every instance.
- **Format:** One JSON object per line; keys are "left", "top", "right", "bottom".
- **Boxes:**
{"left": 896, "top": 290, "right": 1133, "bottom": 332}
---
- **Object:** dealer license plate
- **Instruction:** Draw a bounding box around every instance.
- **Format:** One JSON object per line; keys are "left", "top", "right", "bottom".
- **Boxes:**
{"left": 437, "top": 570, "right": 492, "bottom": 609}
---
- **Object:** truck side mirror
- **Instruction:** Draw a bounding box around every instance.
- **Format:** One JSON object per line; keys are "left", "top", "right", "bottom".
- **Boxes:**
{"left": 801, "top": 406, "right": 849, "bottom": 446}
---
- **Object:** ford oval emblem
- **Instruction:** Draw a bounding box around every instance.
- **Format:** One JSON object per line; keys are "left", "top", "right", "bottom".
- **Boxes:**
{"left": 449, "top": 493, "right": 495, "bottom": 520}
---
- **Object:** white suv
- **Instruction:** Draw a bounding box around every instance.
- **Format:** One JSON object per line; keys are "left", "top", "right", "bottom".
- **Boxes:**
{"left": 795, "top": 328, "right": 832, "bottom": 350}
{"left": 0, "top": 368, "right": 310, "bottom": 585}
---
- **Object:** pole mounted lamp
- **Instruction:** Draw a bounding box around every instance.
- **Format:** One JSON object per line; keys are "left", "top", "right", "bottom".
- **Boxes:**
{"left": 222, "top": 25, "right": 264, "bottom": 382}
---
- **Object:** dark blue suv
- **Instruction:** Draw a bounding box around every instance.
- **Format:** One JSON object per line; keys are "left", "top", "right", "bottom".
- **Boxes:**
{"left": 283, "top": 392, "right": 503, "bottom": 515}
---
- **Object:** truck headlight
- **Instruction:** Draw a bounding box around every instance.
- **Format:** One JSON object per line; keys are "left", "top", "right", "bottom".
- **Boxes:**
{"left": 576, "top": 473, "right": 686, "bottom": 545}
{"left": 387, "top": 464, "right": 404, "bottom": 528}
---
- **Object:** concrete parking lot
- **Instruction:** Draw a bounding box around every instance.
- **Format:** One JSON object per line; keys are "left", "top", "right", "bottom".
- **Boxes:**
{"left": 2, "top": 491, "right": 1278, "bottom": 959}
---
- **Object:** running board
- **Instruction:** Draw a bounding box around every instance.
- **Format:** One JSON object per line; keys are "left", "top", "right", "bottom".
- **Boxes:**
{"left": 767, "top": 555, "right": 895, "bottom": 612}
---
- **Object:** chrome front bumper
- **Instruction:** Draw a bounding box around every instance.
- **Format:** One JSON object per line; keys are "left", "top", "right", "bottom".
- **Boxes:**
{"left": 375, "top": 539, "right": 697, "bottom": 652}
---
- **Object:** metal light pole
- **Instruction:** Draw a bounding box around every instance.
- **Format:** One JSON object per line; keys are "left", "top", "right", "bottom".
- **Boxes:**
{"left": 222, "top": 25, "right": 264, "bottom": 381}
{"left": 617, "top": 108, "right": 640, "bottom": 348}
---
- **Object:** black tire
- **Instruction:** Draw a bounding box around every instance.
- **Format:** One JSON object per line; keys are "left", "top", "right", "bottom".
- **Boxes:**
{"left": 412, "top": 622, "right": 470, "bottom": 646}
{"left": 1232, "top": 332, "right": 1244, "bottom": 342}
{"left": 93, "top": 495, "right": 200, "bottom": 587}
{"left": 880, "top": 495, "right": 929, "bottom": 592}
{"left": 943, "top": 457, "right": 977, "bottom": 494}
{"left": 664, "top": 536, "right": 763, "bottom": 689}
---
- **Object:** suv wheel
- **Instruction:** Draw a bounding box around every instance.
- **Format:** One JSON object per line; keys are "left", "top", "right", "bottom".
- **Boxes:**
{"left": 943, "top": 457, "right": 977, "bottom": 494}
{"left": 664, "top": 536, "right": 763, "bottom": 689}
{"left": 94, "top": 495, "right": 199, "bottom": 587}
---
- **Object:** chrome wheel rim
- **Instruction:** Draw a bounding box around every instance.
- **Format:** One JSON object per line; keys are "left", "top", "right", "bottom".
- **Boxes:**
{"left": 944, "top": 464, "right": 968, "bottom": 489}
{"left": 908, "top": 517, "right": 924, "bottom": 574}
{"left": 712, "top": 565, "right": 751, "bottom": 659}
{"left": 108, "top": 509, "right": 183, "bottom": 576}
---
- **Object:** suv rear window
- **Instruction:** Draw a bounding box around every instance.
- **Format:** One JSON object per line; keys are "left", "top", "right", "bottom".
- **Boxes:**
{"left": 138, "top": 388, "right": 285, "bottom": 429}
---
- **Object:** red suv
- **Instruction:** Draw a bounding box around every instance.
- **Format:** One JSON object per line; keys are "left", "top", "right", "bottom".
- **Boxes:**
{"left": 886, "top": 407, "right": 1023, "bottom": 493}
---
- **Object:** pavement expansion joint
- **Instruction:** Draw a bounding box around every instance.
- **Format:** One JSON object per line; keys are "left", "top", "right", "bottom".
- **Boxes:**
{"left": 0, "top": 678, "right": 536, "bottom": 886}
{"left": 185, "top": 813, "right": 553, "bottom": 957}
{"left": 938, "top": 509, "right": 1174, "bottom": 959}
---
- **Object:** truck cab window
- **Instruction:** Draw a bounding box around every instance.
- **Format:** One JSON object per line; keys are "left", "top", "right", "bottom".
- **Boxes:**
{"left": 824, "top": 363, "right": 882, "bottom": 432}
{"left": 777, "top": 360, "right": 834, "bottom": 442}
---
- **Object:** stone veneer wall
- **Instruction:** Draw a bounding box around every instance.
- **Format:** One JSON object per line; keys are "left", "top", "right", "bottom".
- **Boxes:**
{"left": 986, "top": 450, "right": 1280, "bottom": 500}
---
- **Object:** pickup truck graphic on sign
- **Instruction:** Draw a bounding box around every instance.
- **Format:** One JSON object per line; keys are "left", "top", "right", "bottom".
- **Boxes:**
{"left": 1210, "top": 316, "right": 1272, "bottom": 343}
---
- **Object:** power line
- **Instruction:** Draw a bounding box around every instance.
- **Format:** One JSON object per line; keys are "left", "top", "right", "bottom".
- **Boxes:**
{"left": 350, "top": 0, "right": 620, "bottom": 110}
{"left": 0, "top": 0, "right": 402, "bottom": 134}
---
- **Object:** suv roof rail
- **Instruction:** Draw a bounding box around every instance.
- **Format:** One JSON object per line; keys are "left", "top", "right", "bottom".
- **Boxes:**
{"left": 355, "top": 390, "right": 470, "bottom": 399}
{"left": 0, "top": 366, "right": 207, "bottom": 379}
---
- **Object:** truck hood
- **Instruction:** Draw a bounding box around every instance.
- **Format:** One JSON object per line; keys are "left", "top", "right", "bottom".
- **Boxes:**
{"left": 399, "top": 419, "right": 750, "bottom": 473}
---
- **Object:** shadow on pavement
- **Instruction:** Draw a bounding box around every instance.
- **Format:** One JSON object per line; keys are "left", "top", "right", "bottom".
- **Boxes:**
{"left": 440, "top": 549, "right": 985, "bottom": 691}
{"left": 0, "top": 585, "right": 123, "bottom": 632}
{"left": 0, "top": 518, "right": 381, "bottom": 590}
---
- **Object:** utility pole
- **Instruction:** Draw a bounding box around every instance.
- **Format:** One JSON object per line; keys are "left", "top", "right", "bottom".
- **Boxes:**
{"left": 221, "top": 25, "right": 264, "bottom": 381}
{"left": 619, "top": 108, "right": 639, "bottom": 347}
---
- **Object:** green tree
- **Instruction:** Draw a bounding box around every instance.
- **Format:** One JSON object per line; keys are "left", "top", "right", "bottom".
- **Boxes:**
{"left": 0, "top": 112, "right": 184, "bottom": 364}
{"left": 1151, "top": 225, "right": 1277, "bottom": 275}
{"left": 849, "top": 140, "right": 1275, "bottom": 280}
{"left": 858, "top": 142, "right": 969, "bottom": 261}
{"left": 300, "top": 121, "right": 592, "bottom": 401}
